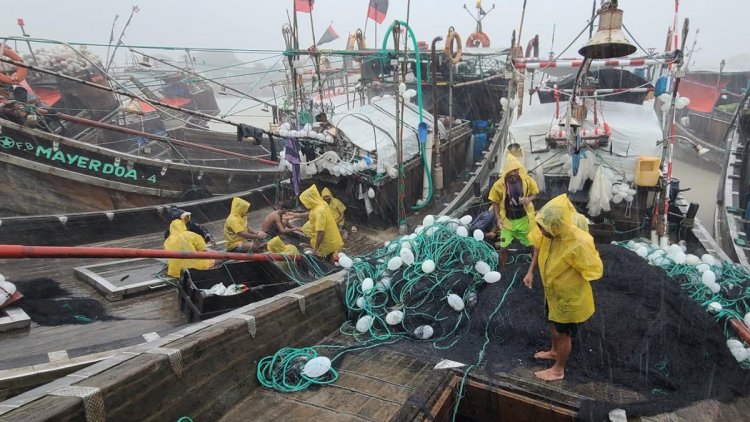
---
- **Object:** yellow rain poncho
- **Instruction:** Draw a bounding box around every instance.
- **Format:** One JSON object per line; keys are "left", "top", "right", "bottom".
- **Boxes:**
{"left": 224, "top": 197, "right": 251, "bottom": 251}
{"left": 267, "top": 236, "right": 300, "bottom": 255}
{"left": 164, "top": 220, "right": 213, "bottom": 278}
{"left": 488, "top": 153, "right": 539, "bottom": 223}
{"left": 322, "top": 187, "right": 346, "bottom": 227}
{"left": 299, "top": 185, "right": 344, "bottom": 257}
{"left": 528, "top": 194, "right": 603, "bottom": 324}
{"left": 301, "top": 221, "right": 315, "bottom": 240}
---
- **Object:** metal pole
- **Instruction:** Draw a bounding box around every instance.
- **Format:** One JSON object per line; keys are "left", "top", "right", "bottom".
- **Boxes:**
{"left": 16, "top": 19, "right": 37, "bottom": 64}
{"left": 431, "top": 36, "right": 444, "bottom": 197}
{"left": 707, "top": 59, "right": 726, "bottom": 137}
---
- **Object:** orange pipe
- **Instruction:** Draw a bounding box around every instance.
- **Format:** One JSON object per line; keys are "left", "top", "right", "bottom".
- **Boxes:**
{"left": 730, "top": 318, "right": 750, "bottom": 345}
{"left": 0, "top": 244, "right": 300, "bottom": 262}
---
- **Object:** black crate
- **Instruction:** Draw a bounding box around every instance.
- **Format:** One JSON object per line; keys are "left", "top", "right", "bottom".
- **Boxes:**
{"left": 178, "top": 260, "right": 298, "bottom": 322}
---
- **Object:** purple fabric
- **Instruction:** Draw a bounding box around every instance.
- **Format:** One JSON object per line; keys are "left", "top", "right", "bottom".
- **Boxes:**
{"left": 285, "top": 138, "right": 301, "bottom": 195}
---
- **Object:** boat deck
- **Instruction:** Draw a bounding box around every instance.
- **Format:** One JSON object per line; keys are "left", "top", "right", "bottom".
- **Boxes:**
{"left": 0, "top": 205, "right": 401, "bottom": 399}
{"left": 221, "top": 344, "right": 433, "bottom": 422}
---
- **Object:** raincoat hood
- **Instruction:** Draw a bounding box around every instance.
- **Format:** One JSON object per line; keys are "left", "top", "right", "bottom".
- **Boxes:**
{"left": 267, "top": 236, "right": 285, "bottom": 253}
{"left": 501, "top": 153, "right": 528, "bottom": 177}
{"left": 230, "top": 197, "right": 251, "bottom": 218}
{"left": 300, "top": 185, "right": 326, "bottom": 210}
{"left": 321, "top": 187, "right": 333, "bottom": 200}
{"left": 534, "top": 194, "right": 575, "bottom": 238}
{"left": 169, "top": 219, "right": 188, "bottom": 235}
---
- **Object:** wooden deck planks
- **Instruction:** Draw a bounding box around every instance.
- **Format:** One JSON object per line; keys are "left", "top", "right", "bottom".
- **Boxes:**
{"left": 219, "top": 347, "right": 433, "bottom": 422}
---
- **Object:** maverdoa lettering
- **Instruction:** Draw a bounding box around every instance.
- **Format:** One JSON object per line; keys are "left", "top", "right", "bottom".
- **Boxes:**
{"left": 36, "top": 146, "right": 137, "bottom": 180}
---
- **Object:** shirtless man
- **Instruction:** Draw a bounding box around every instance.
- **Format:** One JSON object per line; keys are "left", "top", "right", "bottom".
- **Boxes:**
{"left": 260, "top": 202, "right": 302, "bottom": 238}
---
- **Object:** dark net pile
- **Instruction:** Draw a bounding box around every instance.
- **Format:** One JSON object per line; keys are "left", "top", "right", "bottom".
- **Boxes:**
{"left": 12, "top": 278, "right": 121, "bottom": 326}
{"left": 387, "top": 244, "right": 750, "bottom": 419}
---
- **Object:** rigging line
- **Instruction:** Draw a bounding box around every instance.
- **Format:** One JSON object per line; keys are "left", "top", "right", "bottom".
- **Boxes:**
{"left": 509, "top": 18, "right": 595, "bottom": 80}
{"left": 1, "top": 35, "right": 287, "bottom": 54}
{"left": 622, "top": 23, "right": 670, "bottom": 65}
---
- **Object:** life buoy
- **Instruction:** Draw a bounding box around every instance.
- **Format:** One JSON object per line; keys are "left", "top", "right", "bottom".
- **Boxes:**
{"left": 444, "top": 27, "right": 463, "bottom": 64}
{"left": 466, "top": 31, "right": 490, "bottom": 48}
{"left": 0, "top": 46, "right": 27, "bottom": 85}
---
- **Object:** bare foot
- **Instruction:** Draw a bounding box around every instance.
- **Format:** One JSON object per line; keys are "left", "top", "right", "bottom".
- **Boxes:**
{"left": 534, "top": 367, "right": 564, "bottom": 381}
{"left": 534, "top": 350, "right": 557, "bottom": 360}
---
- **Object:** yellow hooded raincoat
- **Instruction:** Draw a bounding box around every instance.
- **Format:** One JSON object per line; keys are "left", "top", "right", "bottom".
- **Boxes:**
{"left": 164, "top": 220, "right": 213, "bottom": 278}
{"left": 488, "top": 153, "right": 539, "bottom": 223}
{"left": 267, "top": 236, "right": 300, "bottom": 255}
{"left": 299, "top": 185, "right": 344, "bottom": 256}
{"left": 224, "top": 197, "right": 251, "bottom": 251}
{"left": 322, "top": 187, "right": 346, "bottom": 227}
{"left": 528, "top": 194, "right": 603, "bottom": 324}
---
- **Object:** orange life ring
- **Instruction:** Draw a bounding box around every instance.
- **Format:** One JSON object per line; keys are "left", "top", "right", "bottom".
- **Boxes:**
{"left": 0, "top": 46, "right": 27, "bottom": 85}
{"left": 444, "top": 27, "right": 463, "bottom": 64}
{"left": 466, "top": 31, "right": 491, "bottom": 48}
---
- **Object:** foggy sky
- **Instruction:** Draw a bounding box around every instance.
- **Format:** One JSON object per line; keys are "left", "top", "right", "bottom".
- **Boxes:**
{"left": 1, "top": 0, "right": 746, "bottom": 71}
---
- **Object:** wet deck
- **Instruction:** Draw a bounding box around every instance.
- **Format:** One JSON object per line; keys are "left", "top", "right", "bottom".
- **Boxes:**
{"left": 0, "top": 205, "right": 401, "bottom": 399}
{"left": 221, "top": 345, "right": 433, "bottom": 422}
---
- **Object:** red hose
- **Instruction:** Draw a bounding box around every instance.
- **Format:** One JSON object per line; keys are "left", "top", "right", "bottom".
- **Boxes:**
{"left": 730, "top": 318, "right": 750, "bottom": 345}
{"left": 0, "top": 244, "right": 300, "bottom": 262}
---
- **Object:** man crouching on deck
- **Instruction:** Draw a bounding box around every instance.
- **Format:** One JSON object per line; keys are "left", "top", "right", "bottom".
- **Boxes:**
{"left": 523, "top": 194, "right": 603, "bottom": 381}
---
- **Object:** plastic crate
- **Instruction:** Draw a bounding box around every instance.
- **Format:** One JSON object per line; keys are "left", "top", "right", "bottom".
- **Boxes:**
{"left": 178, "top": 260, "right": 297, "bottom": 322}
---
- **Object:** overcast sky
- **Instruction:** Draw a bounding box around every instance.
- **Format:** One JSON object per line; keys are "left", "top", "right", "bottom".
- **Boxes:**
{"left": 1, "top": 1, "right": 747, "bottom": 71}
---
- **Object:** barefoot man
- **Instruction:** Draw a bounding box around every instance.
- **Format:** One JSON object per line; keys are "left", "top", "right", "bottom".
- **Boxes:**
{"left": 523, "top": 194, "right": 603, "bottom": 381}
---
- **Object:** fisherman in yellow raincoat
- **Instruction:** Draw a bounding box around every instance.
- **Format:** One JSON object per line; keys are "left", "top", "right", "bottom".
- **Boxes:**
{"left": 266, "top": 236, "right": 300, "bottom": 256}
{"left": 488, "top": 152, "right": 539, "bottom": 266}
{"left": 266, "top": 236, "right": 300, "bottom": 270}
{"left": 299, "top": 185, "right": 344, "bottom": 259}
{"left": 321, "top": 188, "right": 346, "bottom": 228}
{"left": 523, "top": 194, "right": 603, "bottom": 381}
{"left": 223, "top": 197, "right": 267, "bottom": 252}
{"left": 164, "top": 219, "right": 214, "bottom": 278}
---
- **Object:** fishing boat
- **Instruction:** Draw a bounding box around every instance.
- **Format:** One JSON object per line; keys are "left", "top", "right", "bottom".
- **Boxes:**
{"left": 715, "top": 92, "right": 750, "bottom": 267}
{"left": 674, "top": 62, "right": 750, "bottom": 162}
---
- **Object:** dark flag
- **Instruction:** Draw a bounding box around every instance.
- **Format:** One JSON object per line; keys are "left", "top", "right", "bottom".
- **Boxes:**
{"left": 317, "top": 23, "right": 340, "bottom": 46}
{"left": 367, "top": 0, "right": 388, "bottom": 24}
{"left": 295, "top": 0, "right": 314, "bottom": 13}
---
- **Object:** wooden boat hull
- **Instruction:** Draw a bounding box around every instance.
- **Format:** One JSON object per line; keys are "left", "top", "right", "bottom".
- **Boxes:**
{"left": 0, "top": 117, "right": 279, "bottom": 217}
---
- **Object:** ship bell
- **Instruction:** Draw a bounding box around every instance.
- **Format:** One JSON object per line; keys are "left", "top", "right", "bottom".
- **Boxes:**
{"left": 578, "top": 0, "right": 636, "bottom": 59}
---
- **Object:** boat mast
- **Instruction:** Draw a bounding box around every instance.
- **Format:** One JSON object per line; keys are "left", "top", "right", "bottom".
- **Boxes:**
{"left": 105, "top": 5, "right": 139, "bottom": 73}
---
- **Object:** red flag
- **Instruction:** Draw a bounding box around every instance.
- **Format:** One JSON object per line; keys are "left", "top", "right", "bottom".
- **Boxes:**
{"left": 367, "top": 0, "right": 388, "bottom": 24}
{"left": 317, "top": 23, "right": 340, "bottom": 46}
{"left": 295, "top": 0, "right": 314, "bottom": 13}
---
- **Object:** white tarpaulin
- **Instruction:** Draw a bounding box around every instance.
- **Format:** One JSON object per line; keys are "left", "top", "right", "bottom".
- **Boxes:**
{"left": 331, "top": 96, "right": 445, "bottom": 171}
{"left": 508, "top": 100, "right": 663, "bottom": 180}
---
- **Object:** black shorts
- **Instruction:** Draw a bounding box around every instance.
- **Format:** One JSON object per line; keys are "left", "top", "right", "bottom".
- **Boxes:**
{"left": 545, "top": 302, "right": 579, "bottom": 337}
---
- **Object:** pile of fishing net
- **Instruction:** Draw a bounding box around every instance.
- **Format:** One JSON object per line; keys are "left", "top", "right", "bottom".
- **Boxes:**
{"left": 257, "top": 218, "right": 750, "bottom": 419}
{"left": 338, "top": 214, "right": 500, "bottom": 343}
{"left": 10, "top": 278, "right": 121, "bottom": 326}
{"left": 256, "top": 214, "right": 502, "bottom": 392}
{"left": 390, "top": 243, "right": 750, "bottom": 420}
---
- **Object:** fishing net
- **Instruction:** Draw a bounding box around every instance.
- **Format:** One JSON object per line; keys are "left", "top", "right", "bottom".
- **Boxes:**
{"left": 257, "top": 218, "right": 750, "bottom": 420}
{"left": 12, "top": 278, "right": 122, "bottom": 326}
